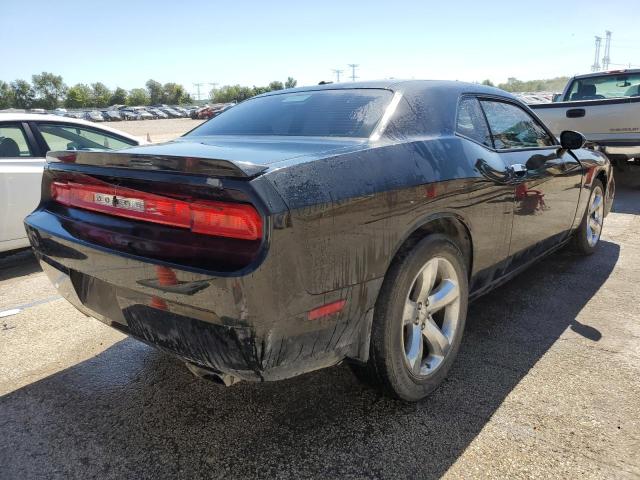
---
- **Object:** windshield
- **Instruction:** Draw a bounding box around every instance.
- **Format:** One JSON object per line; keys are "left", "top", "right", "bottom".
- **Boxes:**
{"left": 566, "top": 73, "right": 640, "bottom": 101}
{"left": 187, "top": 89, "right": 392, "bottom": 138}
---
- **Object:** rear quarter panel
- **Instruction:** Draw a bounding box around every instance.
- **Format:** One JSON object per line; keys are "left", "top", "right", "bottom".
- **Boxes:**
{"left": 265, "top": 137, "right": 515, "bottom": 296}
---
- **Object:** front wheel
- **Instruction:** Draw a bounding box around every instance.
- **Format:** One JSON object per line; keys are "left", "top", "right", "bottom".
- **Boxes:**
{"left": 356, "top": 235, "right": 468, "bottom": 401}
{"left": 571, "top": 179, "right": 605, "bottom": 255}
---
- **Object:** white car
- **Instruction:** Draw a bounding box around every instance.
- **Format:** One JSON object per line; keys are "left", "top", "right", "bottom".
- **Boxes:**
{"left": 0, "top": 113, "right": 141, "bottom": 253}
{"left": 530, "top": 69, "right": 640, "bottom": 165}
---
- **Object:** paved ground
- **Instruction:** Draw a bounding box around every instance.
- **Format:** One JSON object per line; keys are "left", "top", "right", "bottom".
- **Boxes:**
{"left": 1, "top": 171, "right": 639, "bottom": 479}
{"left": 107, "top": 118, "right": 205, "bottom": 143}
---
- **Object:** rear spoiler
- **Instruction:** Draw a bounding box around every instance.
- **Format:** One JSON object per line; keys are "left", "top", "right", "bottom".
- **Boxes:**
{"left": 46, "top": 149, "right": 268, "bottom": 179}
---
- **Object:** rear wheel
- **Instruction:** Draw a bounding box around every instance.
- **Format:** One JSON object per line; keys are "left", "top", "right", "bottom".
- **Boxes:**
{"left": 355, "top": 235, "right": 468, "bottom": 401}
{"left": 571, "top": 179, "right": 605, "bottom": 255}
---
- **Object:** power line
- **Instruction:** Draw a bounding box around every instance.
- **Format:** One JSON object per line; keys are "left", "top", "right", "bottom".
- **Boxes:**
{"left": 347, "top": 64, "right": 359, "bottom": 82}
{"left": 193, "top": 82, "right": 218, "bottom": 101}
{"left": 332, "top": 69, "right": 343, "bottom": 83}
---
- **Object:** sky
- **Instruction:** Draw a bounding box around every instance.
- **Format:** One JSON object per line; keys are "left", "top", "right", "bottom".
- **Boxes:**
{"left": 2, "top": 0, "right": 639, "bottom": 98}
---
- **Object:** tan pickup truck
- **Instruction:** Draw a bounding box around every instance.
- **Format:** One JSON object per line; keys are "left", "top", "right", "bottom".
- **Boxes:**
{"left": 530, "top": 69, "right": 640, "bottom": 170}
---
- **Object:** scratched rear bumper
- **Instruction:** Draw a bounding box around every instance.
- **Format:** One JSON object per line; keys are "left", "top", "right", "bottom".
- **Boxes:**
{"left": 25, "top": 215, "right": 377, "bottom": 382}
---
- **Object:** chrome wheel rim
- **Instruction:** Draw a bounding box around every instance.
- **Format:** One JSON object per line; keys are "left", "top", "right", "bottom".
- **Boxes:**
{"left": 586, "top": 186, "right": 604, "bottom": 247}
{"left": 402, "top": 257, "right": 461, "bottom": 377}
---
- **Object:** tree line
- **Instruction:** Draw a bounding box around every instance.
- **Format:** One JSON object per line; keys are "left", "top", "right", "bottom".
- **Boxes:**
{"left": 209, "top": 77, "right": 297, "bottom": 103}
{"left": 0, "top": 72, "right": 299, "bottom": 110}
{"left": 480, "top": 76, "right": 570, "bottom": 92}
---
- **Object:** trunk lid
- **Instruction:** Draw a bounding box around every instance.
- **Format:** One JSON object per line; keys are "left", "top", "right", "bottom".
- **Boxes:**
{"left": 48, "top": 136, "right": 367, "bottom": 178}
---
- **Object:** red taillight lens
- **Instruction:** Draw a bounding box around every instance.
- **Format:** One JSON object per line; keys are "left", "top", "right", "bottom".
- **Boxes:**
{"left": 50, "top": 181, "right": 262, "bottom": 241}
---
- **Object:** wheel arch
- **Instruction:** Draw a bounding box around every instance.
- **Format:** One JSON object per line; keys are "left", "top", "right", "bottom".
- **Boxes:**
{"left": 387, "top": 213, "right": 474, "bottom": 282}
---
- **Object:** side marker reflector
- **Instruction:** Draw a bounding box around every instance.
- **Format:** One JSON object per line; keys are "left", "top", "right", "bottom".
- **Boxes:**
{"left": 308, "top": 299, "right": 346, "bottom": 320}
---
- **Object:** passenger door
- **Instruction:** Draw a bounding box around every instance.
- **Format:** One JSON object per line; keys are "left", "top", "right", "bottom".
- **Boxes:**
{"left": 0, "top": 123, "right": 44, "bottom": 250}
{"left": 479, "top": 99, "right": 582, "bottom": 267}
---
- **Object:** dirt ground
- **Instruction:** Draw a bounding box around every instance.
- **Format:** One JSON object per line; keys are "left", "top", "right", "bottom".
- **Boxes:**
{"left": 109, "top": 118, "right": 205, "bottom": 144}
{"left": 1, "top": 171, "right": 639, "bottom": 479}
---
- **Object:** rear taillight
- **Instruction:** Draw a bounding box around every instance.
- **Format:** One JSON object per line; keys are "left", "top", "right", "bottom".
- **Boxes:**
{"left": 50, "top": 181, "right": 262, "bottom": 241}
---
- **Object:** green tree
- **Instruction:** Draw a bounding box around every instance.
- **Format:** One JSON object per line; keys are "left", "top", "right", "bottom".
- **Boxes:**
{"left": 497, "top": 76, "right": 569, "bottom": 93}
{"left": 110, "top": 87, "right": 128, "bottom": 106}
{"left": 481, "top": 79, "right": 495, "bottom": 87}
{"left": 65, "top": 83, "right": 92, "bottom": 108}
{"left": 252, "top": 85, "right": 270, "bottom": 96}
{"left": 128, "top": 88, "right": 150, "bottom": 105}
{"left": 10, "top": 79, "right": 35, "bottom": 109}
{"left": 31, "top": 72, "right": 67, "bottom": 109}
{"left": 162, "top": 82, "right": 192, "bottom": 104}
{"left": 210, "top": 85, "right": 254, "bottom": 103}
{"left": 145, "top": 79, "right": 164, "bottom": 104}
{"left": 0, "top": 81, "right": 15, "bottom": 109}
{"left": 285, "top": 77, "right": 297, "bottom": 89}
{"left": 268, "top": 81, "right": 284, "bottom": 91}
{"left": 91, "top": 82, "right": 112, "bottom": 107}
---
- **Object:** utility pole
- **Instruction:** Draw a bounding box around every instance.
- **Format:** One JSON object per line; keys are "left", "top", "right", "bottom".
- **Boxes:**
{"left": 332, "top": 69, "right": 343, "bottom": 83}
{"left": 208, "top": 83, "right": 218, "bottom": 102}
{"left": 347, "top": 64, "right": 359, "bottom": 82}
{"left": 602, "top": 30, "right": 612, "bottom": 70}
{"left": 193, "top": 83, "right": 204, "bottom": 101}
{"left": 592, "top": 36, "right": 602, "bottom": 72}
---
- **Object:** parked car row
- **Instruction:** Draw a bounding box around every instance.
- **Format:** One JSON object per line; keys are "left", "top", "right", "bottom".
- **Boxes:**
{"left": 25, "top": 105, "right": 207, "bottom": 123}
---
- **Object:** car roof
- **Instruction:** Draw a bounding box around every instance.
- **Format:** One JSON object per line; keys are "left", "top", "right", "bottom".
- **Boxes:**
{"left": 256, "top": 79, "right": 515, "bottom": 101}
{"left": 0, "top": 112, "right": 140, "bottom": 143}
{"left": 572, "top": 68, "right": 640, "bottom": 80}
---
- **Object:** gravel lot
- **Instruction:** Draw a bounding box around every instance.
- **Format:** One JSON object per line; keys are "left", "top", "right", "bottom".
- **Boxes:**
{"left": 1, "top": 171, "right": 639, "bottom": 479}
{"left": 108, "top": 118, "right": 205, "bottom": 143}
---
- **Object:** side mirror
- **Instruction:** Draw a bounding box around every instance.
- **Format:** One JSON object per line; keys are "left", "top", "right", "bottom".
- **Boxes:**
{"left": 560, "top": 130, "right": 586, "bottom": 150}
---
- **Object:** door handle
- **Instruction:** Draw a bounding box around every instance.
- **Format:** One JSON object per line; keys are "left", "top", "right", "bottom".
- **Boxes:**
{"left": 566, "top": 108, "right": 586, "bottom": 118}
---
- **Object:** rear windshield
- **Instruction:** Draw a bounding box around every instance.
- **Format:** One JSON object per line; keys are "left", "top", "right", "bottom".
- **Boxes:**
{"left": 565, "top": 73, "right": 640, "bottom": 101}
{"left": 187, "top": 89, "right": 392, "bottom": 138}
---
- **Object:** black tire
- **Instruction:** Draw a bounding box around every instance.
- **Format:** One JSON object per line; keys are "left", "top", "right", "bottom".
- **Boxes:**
{"left": 571, "top": 179, "right": 605, "bottom": 255}
{"left": 353, "top": 234, "right": 469, "bottom": 401}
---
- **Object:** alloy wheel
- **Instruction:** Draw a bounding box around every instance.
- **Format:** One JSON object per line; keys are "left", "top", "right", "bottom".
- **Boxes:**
{"left": 586, "top": 186, "right": 604, "bottom": 247}
{"left": 402, "top": 257, "right": 461, "bottom": 377}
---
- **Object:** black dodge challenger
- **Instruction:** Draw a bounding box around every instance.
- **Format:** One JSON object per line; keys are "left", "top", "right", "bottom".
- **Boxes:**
{"left": 25, "top": 81, "right": 614, "bottom": 401}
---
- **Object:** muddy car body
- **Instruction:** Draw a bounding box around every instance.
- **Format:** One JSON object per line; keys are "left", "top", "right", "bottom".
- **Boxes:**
{"left": 25, "top": 81, "right": 614, "bottom": 400}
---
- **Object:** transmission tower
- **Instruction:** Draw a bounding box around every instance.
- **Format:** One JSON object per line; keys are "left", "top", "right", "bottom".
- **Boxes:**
{"left": 332, "top": 69, "right": 343, "bottom": 83}
{"left": 347, "top": 64, "right": 359, "bottom": 82}
{"left": 193, "top": 83, "right": 205, "bottom": 101}
{"left": 602, "top": 30, "right": 612, "bottom": 70}
{"left": 592, "top": 36, "right": 602, "bottom": 72}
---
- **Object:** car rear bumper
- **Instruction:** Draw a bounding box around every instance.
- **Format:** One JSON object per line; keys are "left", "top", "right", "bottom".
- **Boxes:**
{"left": 25, "top": 214, "right": 378, "bottom": 382}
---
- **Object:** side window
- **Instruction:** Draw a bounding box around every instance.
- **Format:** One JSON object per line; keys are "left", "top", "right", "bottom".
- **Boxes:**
{"left": 480, "top": 100, "right": 554, "bottom": 149}
{"left": 455, "top": 97, "right": 492, "bottom": 147}
{"left": 37, "top": 124, "right": 136, "bottom": 152}
{"left": 0, "top": 124, "right": 34, "bottom": 158}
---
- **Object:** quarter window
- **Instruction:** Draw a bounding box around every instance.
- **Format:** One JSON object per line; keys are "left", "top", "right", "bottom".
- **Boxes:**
{"left": 456, "top": 97, "right": 492, "bottom": 147}
{"left": 37, "top": 124, "right": 137, "bottom": 151}
{"left": 0, "top": 124, "right": 33, "bottom": 158}
{"left": 480, "top": 100, "right": 554, "bottom": 149}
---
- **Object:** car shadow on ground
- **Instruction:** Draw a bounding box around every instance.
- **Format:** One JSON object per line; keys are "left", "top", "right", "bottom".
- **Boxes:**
{"left": 611, "top": 166, "right": 640, "bottom": 215}
{"left": 0, "top": 249, "right": 41, "bottom": 282}
{"left": 0, "top": 239, "right": 620, "bottom": 479}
